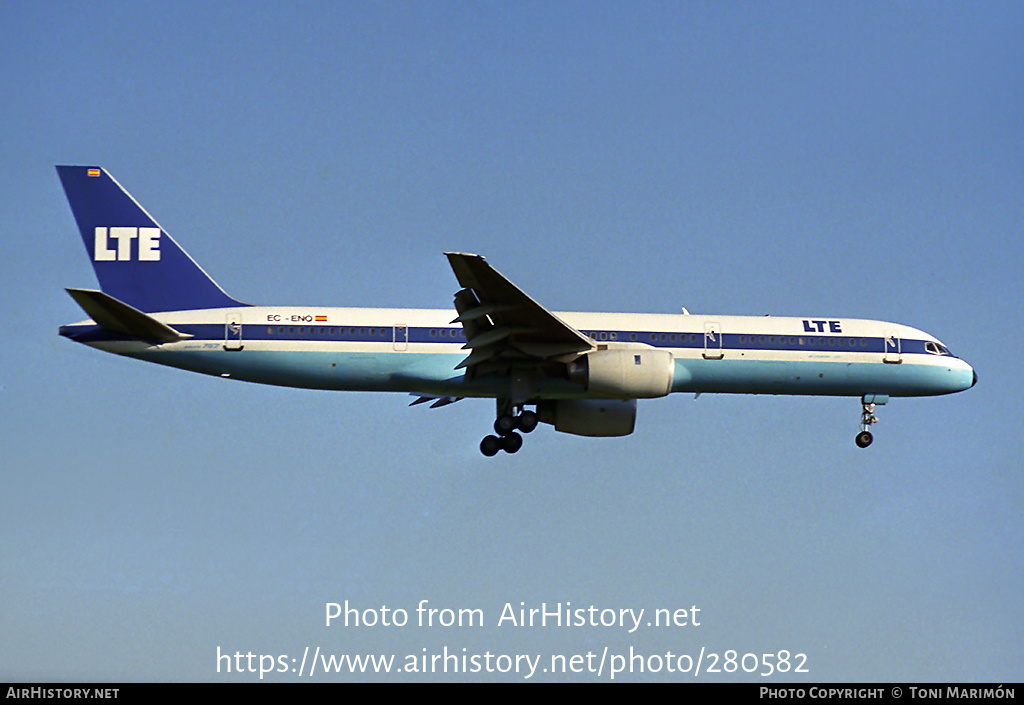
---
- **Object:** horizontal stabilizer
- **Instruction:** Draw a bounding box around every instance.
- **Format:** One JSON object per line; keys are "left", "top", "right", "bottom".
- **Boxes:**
{"left": 65, "top": 288, "right": 192, "bottom": 343}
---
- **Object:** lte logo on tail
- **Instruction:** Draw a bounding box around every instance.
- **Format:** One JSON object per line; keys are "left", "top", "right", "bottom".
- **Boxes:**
{"left": 94, "top": 227, "right": 161, "bottom": 261}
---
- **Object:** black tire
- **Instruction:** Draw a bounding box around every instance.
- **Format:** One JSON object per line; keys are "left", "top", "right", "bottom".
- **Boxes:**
{"left": 502, "top": 432, "right": 523, "bottom": 454}
{"left": 480, "top": 435, "right": 502, "bottom": 457}
{"left": 517, "top": 410, "right": 539, "bottom": 433}
{"left": 855, "top": 431, "right": 873, "bottom": 448}
{"left": 494, "top": 414, "right": 517, "bottom": 436}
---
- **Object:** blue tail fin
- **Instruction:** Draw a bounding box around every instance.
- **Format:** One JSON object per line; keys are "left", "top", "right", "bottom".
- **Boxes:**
{"left": 56, "top": 165, "right": 245, "bottom": 312}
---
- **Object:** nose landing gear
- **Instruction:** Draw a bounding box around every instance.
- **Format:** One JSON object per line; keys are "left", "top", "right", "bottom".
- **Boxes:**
{"left": 855, "top": 394, "right": 888, "bottom": 448}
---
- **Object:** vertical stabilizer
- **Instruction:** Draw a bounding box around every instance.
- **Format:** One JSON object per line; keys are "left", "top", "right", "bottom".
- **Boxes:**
{"left": 56, "top": 165, "right": 245, "bottom": 312}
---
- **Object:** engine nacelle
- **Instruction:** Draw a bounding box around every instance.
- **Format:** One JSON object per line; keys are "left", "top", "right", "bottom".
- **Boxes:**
{"left": 537, "top": 399, "right": 637, "bottom": 437}
{"left": 567, "top": 348, "right": 674, "bottom": 399}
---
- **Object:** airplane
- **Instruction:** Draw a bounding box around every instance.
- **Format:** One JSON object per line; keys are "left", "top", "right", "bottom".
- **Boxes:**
{"left": 56, "top": 165, "right": 977, "bottom": 456}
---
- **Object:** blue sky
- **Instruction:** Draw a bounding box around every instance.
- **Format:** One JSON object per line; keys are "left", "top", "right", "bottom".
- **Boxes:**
{"left": 2, "top": 1, "right": 1022, "bottom": 681}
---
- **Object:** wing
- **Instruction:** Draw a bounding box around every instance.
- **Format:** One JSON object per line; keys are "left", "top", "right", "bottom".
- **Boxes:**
{"left": 444, "top": 253, "right": 594, "bottom": 379}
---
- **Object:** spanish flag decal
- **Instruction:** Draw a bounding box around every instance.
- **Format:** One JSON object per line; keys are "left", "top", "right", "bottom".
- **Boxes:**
{"left": 87, "top": 168, "right": 101, "bottom": 177}
{"left": 315, "top": 315, "right": 327, "bottom": 322}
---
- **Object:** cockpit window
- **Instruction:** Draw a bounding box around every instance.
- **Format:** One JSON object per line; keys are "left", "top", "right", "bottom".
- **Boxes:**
{"left": 925, "top": 342, "right": 950, "bottom": 356}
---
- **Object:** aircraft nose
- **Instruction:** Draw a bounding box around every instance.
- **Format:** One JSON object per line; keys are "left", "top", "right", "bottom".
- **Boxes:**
{"left": 946, "top": 357, "right": 976, "bottom": 394}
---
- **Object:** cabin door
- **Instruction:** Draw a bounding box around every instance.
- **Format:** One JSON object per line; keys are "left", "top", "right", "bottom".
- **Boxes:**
{"left": 393, "top": 324, "right": 408, "bottom": 351}
{"left": 883, "top": 329, "right": 901, "bottom": 363}
{"left": 703, "top": 322, "right": 724, "bottom": 360}
{"left": 224, "top": 312, "right": 244, "bottom": 351}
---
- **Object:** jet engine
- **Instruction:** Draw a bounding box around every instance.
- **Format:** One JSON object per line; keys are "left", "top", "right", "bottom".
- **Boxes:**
{"left": 567, "top": 348, "right": 674, "bottom": 398}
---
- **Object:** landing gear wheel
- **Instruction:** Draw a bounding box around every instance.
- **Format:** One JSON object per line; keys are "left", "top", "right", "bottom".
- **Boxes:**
{"left": 486, "top": 403, "right": 537, "bottom": 456}
{"left": 857, "top": 398, "right": 881, "bottom": 448}
{"left": 502, "top": 432, "right": 523, "bottom": 454}
{"left": 494, "top": 414, "right": 517, "bottom": 436}
{"left": 517, "top": 410, "right": 538, "bottom": 433}
{"left": 480, "top": 435, "right": 502, "bottom": 457}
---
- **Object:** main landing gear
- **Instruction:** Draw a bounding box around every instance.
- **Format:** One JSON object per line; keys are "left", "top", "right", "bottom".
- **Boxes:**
{"left": 480, "top": 405, "right": 538, "bottom": 456}
{"left": 855, "top": 395, "right": 887, "bottom": 448}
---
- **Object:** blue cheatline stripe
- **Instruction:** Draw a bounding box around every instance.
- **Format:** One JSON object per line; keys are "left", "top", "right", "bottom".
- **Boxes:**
{"left": 60, "top": 321, "right": 953, "bottom": 359}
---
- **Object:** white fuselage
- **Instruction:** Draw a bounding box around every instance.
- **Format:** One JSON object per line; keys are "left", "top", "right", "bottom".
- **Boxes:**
{"left": 62, "top": 305, "right": 977, "bottom": 401}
